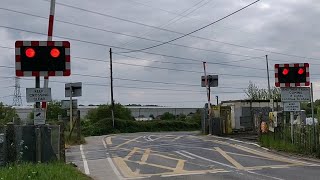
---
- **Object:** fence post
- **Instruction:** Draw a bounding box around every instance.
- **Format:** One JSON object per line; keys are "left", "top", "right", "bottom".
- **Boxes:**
{"left": 35, "top": 127, "right": 41, "bottom": 163}
{"left": 76, "top": 110, "right": 81, "bottom": 143}
{"left": 257, "top": 113, "right": 262, "bottom": 141}
{"left": 58, "top": 121, "right": 65, "bottom": 162}
{"left": 5, "top": 123, "right": 16, "bottom": 164}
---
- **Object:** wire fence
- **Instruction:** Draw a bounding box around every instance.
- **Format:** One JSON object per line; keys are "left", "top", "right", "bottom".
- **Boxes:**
{"left": 0, "top": 126, "right": 6, "bottom": 166}
{"left": 0, "top": 124, "right": 62, "bottom": 166}
{"left": 260, "top": 124, "right": 320, "bottom": 156}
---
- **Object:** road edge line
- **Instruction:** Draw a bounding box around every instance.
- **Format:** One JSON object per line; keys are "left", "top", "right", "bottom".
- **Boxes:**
{"left": 107, "top": 157, "right": 123, "bottom": 180}
{"left": 80, "top": 144, "right": 90, "bottom": 175}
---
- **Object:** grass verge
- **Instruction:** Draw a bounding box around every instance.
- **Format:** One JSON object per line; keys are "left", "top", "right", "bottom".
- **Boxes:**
{"left": 65, "top": 131, "right": 86, "bottom": 146}
{"left": 260, "top": 133, "right": 300, "bottom": 153}
{"left": 0, "top": 162, "right": 91, "bottom": 180}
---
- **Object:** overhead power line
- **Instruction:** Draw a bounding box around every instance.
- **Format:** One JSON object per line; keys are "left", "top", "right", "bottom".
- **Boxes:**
{"left": 59, "top": 73, "right": 247, "bottom": 90}
{"left": 2, "top": 25, "right": 254, "bottom": 59}
{"left": 75, "top": 52, "right": 265, "bottom": 66}
{"left": 0, "top": 74, "right": 245, "bottom": 93}
{"left": 120, "top": 0, "right": 212, "bottom": 47}
{"left": 114, "top": 77, "right": 246, "bottom": 90}
{"left": 35, "top": 0, "right": 320, "bottom": 60}
{"left": 124, "top": 0, "right": 208, "bottom": 19}
{"left": 0, "top": 45, "right": 267, "bottom": 78}
{"left": 112, "top": 61, "right": 266, "bottom": 78}
{"left": 0, "top": 7, "right": 262, "bottom": 59}
{"left": 113, "top": 53, "right": 265, "bottom": 70}
{"left": 0, "top": 48, "right": 268, "bottom": 79}
{"left": 15, "top": 77, "right": 244, "bottom": 93}
{"left": 116, "top": 0, "right": 261, "bottom": 53}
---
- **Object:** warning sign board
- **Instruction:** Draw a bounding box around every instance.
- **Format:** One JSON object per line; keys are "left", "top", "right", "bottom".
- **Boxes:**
{"left": 280, "top": 87, "right": 310, "bottom": 102}
{"left": 283, "top": 102, "right": 301, "bottom": 112}
{"left": 34, "top": 108, "right": 46, "bottom": 125}
{"left": 26, "top": 88, "right": 52, "bottom": 102}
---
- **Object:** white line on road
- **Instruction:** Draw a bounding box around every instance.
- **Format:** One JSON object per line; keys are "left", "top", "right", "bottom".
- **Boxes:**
{"left": 80, "top": 145, "right": 90, "bottom": 175}
{"left": 107, "top": 157, "right": 123, "bottom": 180}
{"left": 246, "top": 170, "right": 285, "bottom": 180}
{"left": 102, "top": 138, "right": 107, "bottom": 148}
{"left": 147, "top": 135, "right": 154, "bottom": 141}
{"left": 161, "top": 171, "right": 206, "bottom": 177}
{"left": 174, "top": 151, "right": 195, "bottom": 159}
{"left": 181, "top": 150, "right": 236, "bottom": 169}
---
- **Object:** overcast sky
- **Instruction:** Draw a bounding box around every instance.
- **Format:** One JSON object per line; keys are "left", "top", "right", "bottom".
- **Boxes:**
{"left": 0, "top": 0, "right": 320, "bottom": 107}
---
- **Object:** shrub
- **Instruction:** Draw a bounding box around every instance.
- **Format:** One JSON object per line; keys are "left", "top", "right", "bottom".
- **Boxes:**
{"left": 82, "top": 103, "right": 202, "bottom": 136}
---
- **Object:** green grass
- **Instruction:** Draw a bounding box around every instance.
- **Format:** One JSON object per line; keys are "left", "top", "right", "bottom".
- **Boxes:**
{"left": 65, "top": 131, "right": 86, "bottom": 146}
{"left": 0, "top": 162, "right": 91, "bottom": 180}
{"left": 260, "top": 133, "right": 300, "bottom": 153}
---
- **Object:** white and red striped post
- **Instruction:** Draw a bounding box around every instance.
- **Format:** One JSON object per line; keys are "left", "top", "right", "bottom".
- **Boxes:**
{"left": 42, "top": 0, "right": 56, "bottom": 109}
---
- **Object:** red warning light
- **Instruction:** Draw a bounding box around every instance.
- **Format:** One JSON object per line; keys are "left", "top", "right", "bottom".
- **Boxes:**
{"left": 282, "top": 68, "right": 289, "bottom": 75}
{"left": 25, "top": 48, "right": 35, "bottom": 58}
{"left": 298, "top": 68, "right": 304, "bottom": 75}
{"left": 50, "top": 48, "right": 60, "bottom": 58}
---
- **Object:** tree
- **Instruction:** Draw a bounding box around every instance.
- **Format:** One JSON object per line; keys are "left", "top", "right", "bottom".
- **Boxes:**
{"left": 86, "top": 103, "right": 133, "bottom": 123}
{"left": 187, "top": 109, "right": 202, "bottom": 125}
{"left": 245, "top": 81, "right": 280, "bottom": 100}
{"left": 177, "top": 114, "right": 187, "bottom": 121}
{"left": 160, "top": 112, "right": 175, "bottom": 120}
{"left": 314, "top": 99, "right": 320, "bottom": 107}
{"left": 46, "top": 101, "right": 66, "bottom": 121}
{"left": 301, "top": 102, "right": 312, "bottom": 115}
{"left": 28, "top": 100, "right": 66, "bottom": 122}
{"left": 0, "top": 102, "right": 19, "bottom": 125}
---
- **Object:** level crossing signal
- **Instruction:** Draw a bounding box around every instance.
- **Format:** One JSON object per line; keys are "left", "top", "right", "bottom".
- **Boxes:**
{"left": 15, "top": 41, "right": 71, "bottom": 76}
{"left": 274, "top": 63, "right": 310, "bottom": 87}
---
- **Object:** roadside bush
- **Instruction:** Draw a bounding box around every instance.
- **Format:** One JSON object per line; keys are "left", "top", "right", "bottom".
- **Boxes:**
{"left": 82, "top": 103, "right": 202, "bottom": 136}
{"left": 82, "top": 118, "right": 200, "bottom": 136}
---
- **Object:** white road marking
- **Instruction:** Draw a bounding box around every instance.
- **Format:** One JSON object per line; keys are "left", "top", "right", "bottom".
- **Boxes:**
{"left": 161, "top": 171, "right": 206, "bottom": 177}
{"left": 134, "top": 168, "right": 140, "bottom": 174}
{"left": 175, "top": 151, "right": 195, "bottom": 159}
{"left": 181, "top": 150, "right": 236, "bottom": 169}
{"left": 236, "top": 144, "right": 320, "bottom": 166}
{"left": 209, "top": 135, "right": 263, "bottom": 148}
{"left": 80, "top": 145, "right": 90, "bottom": 175}
{"left": 144, "top": 136, "right": 147, "bottom": 141}
{"left": 142, "top": 135, "right": 154, "bottom": 142}
{"left": 102, "top": 138, "right": 107, "bottom": 148}
{"left": 107, "top": 157, "right": 123, "bottom": 180}
{"left": 147, "top": 135, "right": 154, "bottom": 141}
{"left": 247, "top": 170, "right": 285, "bottom": 180}
{"left": 102, "top": 137, "right": 123, "bottom": 180}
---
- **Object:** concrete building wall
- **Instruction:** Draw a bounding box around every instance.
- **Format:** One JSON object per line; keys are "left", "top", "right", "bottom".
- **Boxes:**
{"left": 221, "top": 100, "right": 282, "bottom": 130}
{"left": 129, "top": 108, "right": 199, "bottom": 118}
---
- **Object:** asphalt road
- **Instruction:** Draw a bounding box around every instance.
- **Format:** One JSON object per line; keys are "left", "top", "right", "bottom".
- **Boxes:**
{"left": 66, "top": 132, "right": 320, "bottom": 180}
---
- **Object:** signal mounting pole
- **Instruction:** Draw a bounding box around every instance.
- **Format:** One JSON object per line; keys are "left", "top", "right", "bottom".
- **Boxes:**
{"left": 43, "top": 0, "right": 56, "bottom": 109}
{"left": 266, "top": 55, "right": 273, "bottom": 111}
{"left": 110, "top": 48, "right": 115, "bottom": 128}
{"left": 203, "top": 62, "right": 211, "bottom": 134}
